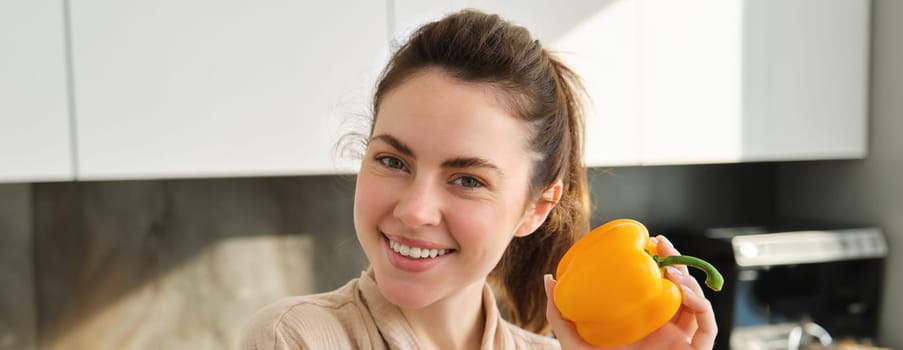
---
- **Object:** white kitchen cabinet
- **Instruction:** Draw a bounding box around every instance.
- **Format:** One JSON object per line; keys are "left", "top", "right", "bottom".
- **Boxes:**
{"left": 15, "top": 0, "right": 864, "bottom": 183}
{"left": 0, "top": 0, "right": 73, "bottom": 183}
{"left": 70, "top": 1, "right": 390, "bottom": 180}
{"left": 394, "top": 0, "right": 870, "bottom": 167}
{"left": 393, "top": 0, "right": 644, "bottom": 167}
{"left": 639, "top": 0, "right": 870, "bottom": 164}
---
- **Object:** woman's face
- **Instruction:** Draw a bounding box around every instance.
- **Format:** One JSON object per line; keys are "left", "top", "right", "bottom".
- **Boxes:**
{"left": 354, "top": 69, "right": 549, "bottom": 310}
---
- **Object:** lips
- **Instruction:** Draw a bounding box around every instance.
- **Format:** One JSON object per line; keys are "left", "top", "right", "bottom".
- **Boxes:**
{"left": 381, "top": 232, "right": 455, "bottom": 272}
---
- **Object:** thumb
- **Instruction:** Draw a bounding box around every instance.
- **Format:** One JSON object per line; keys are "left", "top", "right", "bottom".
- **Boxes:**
{"left": 544, "top": 274, "right": 558, "bottom": 318}
{"left": 544, "top": 274, "right": 561, "bottom": 327}
{"left": 545, "top": 274, "right": 588, "bottom": 349}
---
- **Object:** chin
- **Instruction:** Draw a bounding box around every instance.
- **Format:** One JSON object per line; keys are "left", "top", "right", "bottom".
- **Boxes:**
{"left": 373, "top": 270, "right": 440, "bottom": 310}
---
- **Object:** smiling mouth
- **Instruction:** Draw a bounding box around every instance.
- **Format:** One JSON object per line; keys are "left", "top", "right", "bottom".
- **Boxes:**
{"left": 388, "top": 239, "right": 455, "bottom": 259}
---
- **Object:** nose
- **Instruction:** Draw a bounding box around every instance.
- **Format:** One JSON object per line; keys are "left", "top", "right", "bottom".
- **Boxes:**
{"left": 393, "top": 177, "right": 442, "bottom": 228}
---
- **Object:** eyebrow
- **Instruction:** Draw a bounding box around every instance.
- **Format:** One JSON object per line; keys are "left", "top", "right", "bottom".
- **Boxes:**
{"left": 371, "top": 134, "right": 416, "bottom": 158}
{"left": 442, "top": 157, "right": 505, "bottom": 178}
{"left": 370, "top": 133, "right": 505, "bottom": 177}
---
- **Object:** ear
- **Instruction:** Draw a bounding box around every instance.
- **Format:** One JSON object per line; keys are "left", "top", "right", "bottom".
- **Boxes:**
{"left": 514, "top": 180, "right": 563, "bottom": 237}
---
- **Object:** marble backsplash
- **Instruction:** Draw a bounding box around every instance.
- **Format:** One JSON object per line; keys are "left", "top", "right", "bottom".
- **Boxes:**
{"left": 0, "top": 163, "right": 775, "bottom": 350}
{"left": 4, "top": 176, "right": 368, "bottom": 349}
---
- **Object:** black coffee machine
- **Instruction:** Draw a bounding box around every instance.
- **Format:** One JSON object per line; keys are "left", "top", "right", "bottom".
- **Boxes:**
{"left": 671, "top": 225, "right": 887, "bottom": 350}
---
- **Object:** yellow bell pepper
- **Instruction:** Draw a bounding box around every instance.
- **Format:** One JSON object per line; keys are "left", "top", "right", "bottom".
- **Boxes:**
{"left": 553, "top": 219, "right": 723, "bottom": 347}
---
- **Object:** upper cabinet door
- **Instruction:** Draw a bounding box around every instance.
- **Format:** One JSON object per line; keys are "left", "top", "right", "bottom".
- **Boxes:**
{"left": 396, "top": 0, "right": 870, "bottom": 167}
{"left": 71, "top": 1, "right": 389, "bottom": 180}
{"left": 740, "top": 0, "right": 870, "bottom": 162}
{"left": 639, "top": 0, "right": 870, "bottom": 165}
{"left": 0, "top": 0, "right": 73, "bottom": 183}
{"left": 393, "top": 0, "right": 644, "bottom": 167}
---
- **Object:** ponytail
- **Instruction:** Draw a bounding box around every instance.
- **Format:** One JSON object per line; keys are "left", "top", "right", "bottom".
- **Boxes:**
{"left": 490, "top": 56, "right": 590, "bottom": 334}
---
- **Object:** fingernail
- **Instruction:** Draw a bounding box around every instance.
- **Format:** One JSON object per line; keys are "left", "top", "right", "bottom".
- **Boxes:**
{"left": 658, "top": 235, "right": 674, "bottom": 248}
{"left": 666, "top": 266, "right": 682, "bottom": 277}
{"left": 681, "top": 285, "right": 694, "bottom": 295}
{"left": 543, "top": 274, "right": 554, "bottom": 295}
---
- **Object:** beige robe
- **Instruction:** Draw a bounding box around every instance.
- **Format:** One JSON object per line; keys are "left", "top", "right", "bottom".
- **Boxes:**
{"left": 240, "top": 270, "right": 560, "bottom": 349}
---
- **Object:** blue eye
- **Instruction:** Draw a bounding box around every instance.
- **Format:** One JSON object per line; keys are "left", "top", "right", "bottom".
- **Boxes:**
{"left": 378, "top": 156, "right": 406, "bottom": 170}
{"left": 455, "top": 176, "right": 485, "bottom": 189}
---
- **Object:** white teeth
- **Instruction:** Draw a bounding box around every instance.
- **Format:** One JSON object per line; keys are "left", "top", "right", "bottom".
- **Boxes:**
{"left": 390, "top": 239, "right": 451, "bottom": 259}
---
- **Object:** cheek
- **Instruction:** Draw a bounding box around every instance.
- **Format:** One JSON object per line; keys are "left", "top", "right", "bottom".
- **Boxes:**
{"left": 354, "top": 172, "right": 392, "bottom": 228}
{"left": 448, "top": 202, "right": 514, "bottom": 250}
{"left": 354, "top": 173, "right": 379, "bottom": 227}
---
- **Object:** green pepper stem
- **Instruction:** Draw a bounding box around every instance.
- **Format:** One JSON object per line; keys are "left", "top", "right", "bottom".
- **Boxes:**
{"left": 654, "top": 255, "right": 724, "bottom": 292}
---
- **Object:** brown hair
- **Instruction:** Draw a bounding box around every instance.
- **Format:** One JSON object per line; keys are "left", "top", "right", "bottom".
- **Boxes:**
{"left": 371, "top": 9, "right": 590, "bottom": 333}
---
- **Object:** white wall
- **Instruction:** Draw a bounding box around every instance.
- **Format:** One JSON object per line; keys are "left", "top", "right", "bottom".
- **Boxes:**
{"left": 776, "top": 0, "right": 903, "bottom": 347}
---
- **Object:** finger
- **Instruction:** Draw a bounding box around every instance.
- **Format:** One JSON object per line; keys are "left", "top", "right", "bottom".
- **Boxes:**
{"left": 691, "top": 308, "right": 717, "bottom": 350}
{"left": 665, "top": 266, "right": 705, "bottom": 297}
{"left": 544, "top": 274, "right": 559, "bottom": 320}
{"left": 656, "top": 235, "right": 690, "bottom": 275}
{"left": 665, "top": 268, "right": 702, "bottom": 334}
{"left": 679, "top": 286, "right": 718, "bottom": 350}
{"left": 543, "top": 275, "right": 587, "bottom": 350}
{"left": 645, "top": 323, "right": 693, "bottom": 350}
{"left": 544, "top": 274, "right": 559, "bottom": 321}
{"left": 679, "top": 285, "right": 710, "bottom": 312}
{"left": 673, "top": 307, "right": 698, "bottom": 335}
{"left": 655, "top": 234, "right": 679, "bottom": 255}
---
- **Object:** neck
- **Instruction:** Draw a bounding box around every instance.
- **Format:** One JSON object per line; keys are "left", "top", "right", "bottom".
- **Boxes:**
{"left": 401, "top": 281, "right": 486, "bottom": 350}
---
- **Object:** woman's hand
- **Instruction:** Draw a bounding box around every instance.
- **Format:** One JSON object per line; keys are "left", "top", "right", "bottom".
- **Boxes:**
{"left": 544, "top": 235, "right": 717, "bottom": 350}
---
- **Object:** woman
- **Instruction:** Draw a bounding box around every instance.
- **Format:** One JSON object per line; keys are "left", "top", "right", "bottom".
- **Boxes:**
{"left": 241, "top": 9, "right": 715, "bottom": 349}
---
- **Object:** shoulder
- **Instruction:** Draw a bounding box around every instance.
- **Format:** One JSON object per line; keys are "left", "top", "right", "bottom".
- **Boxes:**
{"left": 501, "top": 320, "right": 561, "bottom": 350}
{"left": 239, "top": 279, "right": 367, "bottom": 350}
